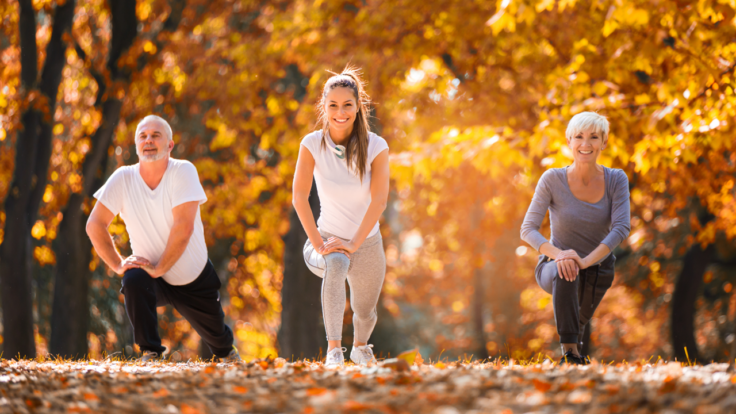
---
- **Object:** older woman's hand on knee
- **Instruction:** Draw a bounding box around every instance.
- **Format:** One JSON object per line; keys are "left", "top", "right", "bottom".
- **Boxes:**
{"left": 555, "top": 249, "right": 587, "bottom": 270}
{"left": 556, "top": 258, "right": 579, "bottom": 281}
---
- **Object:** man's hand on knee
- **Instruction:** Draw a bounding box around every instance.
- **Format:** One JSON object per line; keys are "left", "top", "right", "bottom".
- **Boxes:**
{"left": 117, "top": 255, "right": 152, "bottom": 275}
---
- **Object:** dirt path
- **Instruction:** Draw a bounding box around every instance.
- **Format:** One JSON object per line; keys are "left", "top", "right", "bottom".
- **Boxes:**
{"left": 1, "top": 358, "right": 735, "bottom": 413}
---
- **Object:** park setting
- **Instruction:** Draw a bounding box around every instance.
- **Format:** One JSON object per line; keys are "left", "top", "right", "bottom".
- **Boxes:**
{"left": 1, "top": 0, "right": 736, "bottom": 412}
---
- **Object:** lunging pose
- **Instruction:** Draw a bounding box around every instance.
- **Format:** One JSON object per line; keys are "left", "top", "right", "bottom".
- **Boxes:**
{"left": 87, "top": 115, "right": 239, "bottom": 362}
{"left": 520, "top": 112, "right": 630, "bottom": 364}
{"left": 293, "top": 67, "right": 389, "bottom": 367}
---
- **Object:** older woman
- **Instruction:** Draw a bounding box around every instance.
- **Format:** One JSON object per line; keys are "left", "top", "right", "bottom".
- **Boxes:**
{"left": 520, "top": 112, "right": 630, "bottom": 364}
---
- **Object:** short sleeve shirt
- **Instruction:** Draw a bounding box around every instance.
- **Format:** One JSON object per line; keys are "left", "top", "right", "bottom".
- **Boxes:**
{"left": 300, "top": 130, "right": 389, "bottom": 239}
{"left": 94, "top": 158, "right": 208, "bottom": 285}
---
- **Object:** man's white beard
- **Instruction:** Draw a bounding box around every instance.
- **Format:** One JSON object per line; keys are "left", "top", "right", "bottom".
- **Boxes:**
{"left": 137, "top": 148, "right": 168, "bottom": 162}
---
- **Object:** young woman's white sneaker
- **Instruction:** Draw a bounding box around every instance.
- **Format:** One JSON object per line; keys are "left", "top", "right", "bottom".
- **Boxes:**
{"left": 325, "top": 347, "right": 347, "bottom": 367}
{"left": 350, "top": 344, "right": 376, "bottom": 365}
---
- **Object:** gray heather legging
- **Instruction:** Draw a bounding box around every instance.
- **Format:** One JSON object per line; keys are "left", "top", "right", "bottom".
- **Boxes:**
{"left": 311, "top": 230, "right": 386, "bottom": 342}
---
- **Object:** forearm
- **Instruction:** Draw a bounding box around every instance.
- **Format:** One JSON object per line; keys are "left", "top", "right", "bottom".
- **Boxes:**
{"left": 539, "top": 242, "right": 561, "bottom": 260}
{"left": 88, "top": 224, "right": 124, "bottom": 272}
{"left": 350, "top": 200, "right": 386, "bottom": 248}
{"left": 293, "top": 197, "right": 324, "bottom": 248}
{"left": 154, "top": 224, "right": 192, "bottom": 275}
{"left": 583, "top": 244, "right": 611, "bottom": 268}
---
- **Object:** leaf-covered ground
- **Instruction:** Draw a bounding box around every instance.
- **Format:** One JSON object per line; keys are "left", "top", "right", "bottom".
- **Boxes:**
{"left": 1, "top": 357, "right": 736, "bottom": 413}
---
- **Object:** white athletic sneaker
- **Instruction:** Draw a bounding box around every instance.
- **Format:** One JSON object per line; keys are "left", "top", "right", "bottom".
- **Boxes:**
{"left": 350, "top": 344, "right": 376, "bottom": 365}
{"left": 325, "top": 347, "right": 347, "bottom": 367}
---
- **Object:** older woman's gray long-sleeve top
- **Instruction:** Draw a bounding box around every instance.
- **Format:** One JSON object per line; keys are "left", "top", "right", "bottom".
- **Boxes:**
{"left": 520, "top": 167, "right": 631, "bottom": 261}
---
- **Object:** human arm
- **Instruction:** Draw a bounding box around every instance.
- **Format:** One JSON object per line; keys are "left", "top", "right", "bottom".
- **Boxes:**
{"left": 292, "top": 145, "right": 329, "bottom": 255}
{"left": 520, "top": 171, "right": 554, "bottom": 252}
{"left": 556, "top": 243, "right": 610, "bottom": 270}
{"left": 521, "top": 171, "right": 579, "bottom": 280}
{"left": 600, "top": 169, "right": 631, "bottom": 250}
{"left": 139, "top": 201, "right": 199, "bottom": 278}
{"left": 321, "top": 149, "right": 389, "bottom": 254}
{"left": 86, "top": 202, "right": 148, "bottom": 274}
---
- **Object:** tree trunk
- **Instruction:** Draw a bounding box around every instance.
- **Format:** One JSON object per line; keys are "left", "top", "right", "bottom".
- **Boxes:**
{"left": 471, "top": 200, "right": 489, "bottom": 360}
{"left": 0, "top": 0, "right": 74, "bottom": 359}
{"left": 49, "top": 99, "right": 125, "bottom": 357}
{"left": 277, "top": 182, "right": 324, "bottom": 360}
{"left": 671, "top": 242, "right": 715, "bottom": 363}
{"left": 473, "top": 266, "right": 489, "bottom": 360}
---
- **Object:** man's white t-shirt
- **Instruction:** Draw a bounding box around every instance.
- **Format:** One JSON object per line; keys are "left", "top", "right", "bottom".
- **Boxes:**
{"left": 93, "top": 158, "right": 208, "bottom": 286}
{"left": 301, "top": 130, "right": 389, "bottom": 240}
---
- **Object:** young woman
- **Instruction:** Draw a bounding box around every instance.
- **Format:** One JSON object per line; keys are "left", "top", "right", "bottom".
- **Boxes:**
{"left": 292, "top": 67, "right": 389, "bottom": 367}
{"left": 520, "top": 112, "right": 630, "bottom": 364}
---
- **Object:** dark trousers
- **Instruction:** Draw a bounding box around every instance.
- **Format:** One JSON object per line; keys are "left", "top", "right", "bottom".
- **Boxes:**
{"left": 535, "top": 254, "right": 615, "bottom": 346}
{"left": 121, "top": 260, "right": 234, "bottom": 358}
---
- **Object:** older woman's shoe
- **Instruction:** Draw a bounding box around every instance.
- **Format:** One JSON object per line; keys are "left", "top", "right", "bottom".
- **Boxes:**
{"left": 559, "top": 350, "right": 587, "bottom": 365}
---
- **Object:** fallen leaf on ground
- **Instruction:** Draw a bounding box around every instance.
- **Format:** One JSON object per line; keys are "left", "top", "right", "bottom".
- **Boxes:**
{"left": 396, "top": 348, "right": 418, "bottom": 366}
{"left": 381, "top": 358, "right": 410, "bottom": 372}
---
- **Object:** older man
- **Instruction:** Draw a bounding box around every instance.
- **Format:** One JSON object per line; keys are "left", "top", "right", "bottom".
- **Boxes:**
{"left": 87, "top": 115, "right": 239, "bottom": 362}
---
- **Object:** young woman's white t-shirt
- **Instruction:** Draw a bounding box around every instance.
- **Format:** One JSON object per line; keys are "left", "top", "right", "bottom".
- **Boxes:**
{"left": 301, "top": 130, "right": 389, "bottom": 240}
{"left": 93, "top": 158, "right": 208, "bottom": 286}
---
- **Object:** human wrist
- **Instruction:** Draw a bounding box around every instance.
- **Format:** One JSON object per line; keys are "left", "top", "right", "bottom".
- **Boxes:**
{"left": 113, "top": 259, "right": 125, "bottom": 274}
{"left": 312, "top": 238, "right": 325, "bottom": 251}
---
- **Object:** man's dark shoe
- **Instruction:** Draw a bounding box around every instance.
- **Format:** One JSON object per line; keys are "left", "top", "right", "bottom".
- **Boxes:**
{"left": 138, "top": 350, "right": 164, "bottom": 362}
{"left": 559, "top": 350, "right": 587, "bottom": 365}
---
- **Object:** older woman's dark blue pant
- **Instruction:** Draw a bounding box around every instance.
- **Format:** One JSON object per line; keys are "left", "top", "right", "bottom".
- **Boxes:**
{"left": 535, "top": 254, "right": 615, "bottom": 346}
{"left": 121, "top": 260, "right": 233, "bottom": 358}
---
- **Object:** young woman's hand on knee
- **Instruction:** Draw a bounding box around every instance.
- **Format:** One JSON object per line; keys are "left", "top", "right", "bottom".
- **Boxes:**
{"left": 321, "top": 237, "right": 356, "bottom": 257}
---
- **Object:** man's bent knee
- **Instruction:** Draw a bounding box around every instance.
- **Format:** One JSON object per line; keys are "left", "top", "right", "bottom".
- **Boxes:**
{"left": 122, "top": 268, "right": 154, "bottom": 293}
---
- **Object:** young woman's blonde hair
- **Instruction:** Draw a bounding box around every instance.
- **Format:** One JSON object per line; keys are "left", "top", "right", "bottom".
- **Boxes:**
{"left": 316, "top": 65, "right": 371, "bottom": 182}
{"left": 565, "top": 112, "right": 609, "bottom": 142}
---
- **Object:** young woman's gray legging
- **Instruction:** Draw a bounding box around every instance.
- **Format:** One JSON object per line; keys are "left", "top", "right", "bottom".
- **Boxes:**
{"left": 308, "top": 230, "right": 386, "bottom": 342}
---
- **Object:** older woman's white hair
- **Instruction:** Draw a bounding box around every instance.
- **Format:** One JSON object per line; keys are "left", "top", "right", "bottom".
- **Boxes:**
{"left": 565, "top": 112, "right": 609, "bottom": 142}
{"left": 135, "top": 115, "right": 173, "bottom": 141}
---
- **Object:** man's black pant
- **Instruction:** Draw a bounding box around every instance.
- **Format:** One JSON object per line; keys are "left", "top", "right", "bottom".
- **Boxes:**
{"left": 121, "top": 260, "right": 234, "bottom": 358}
{"left": 535, "top": 254, "right": 615, "bottom": 346}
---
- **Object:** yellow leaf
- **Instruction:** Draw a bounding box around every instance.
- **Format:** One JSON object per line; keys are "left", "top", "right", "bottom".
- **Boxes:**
{"left": 396, "top": 348, "right": 418, "bottom": 366}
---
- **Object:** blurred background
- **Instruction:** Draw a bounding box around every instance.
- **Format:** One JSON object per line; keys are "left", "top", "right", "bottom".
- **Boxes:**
{"left": 1, "top": 0, "right": 735, "bottom": 364}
